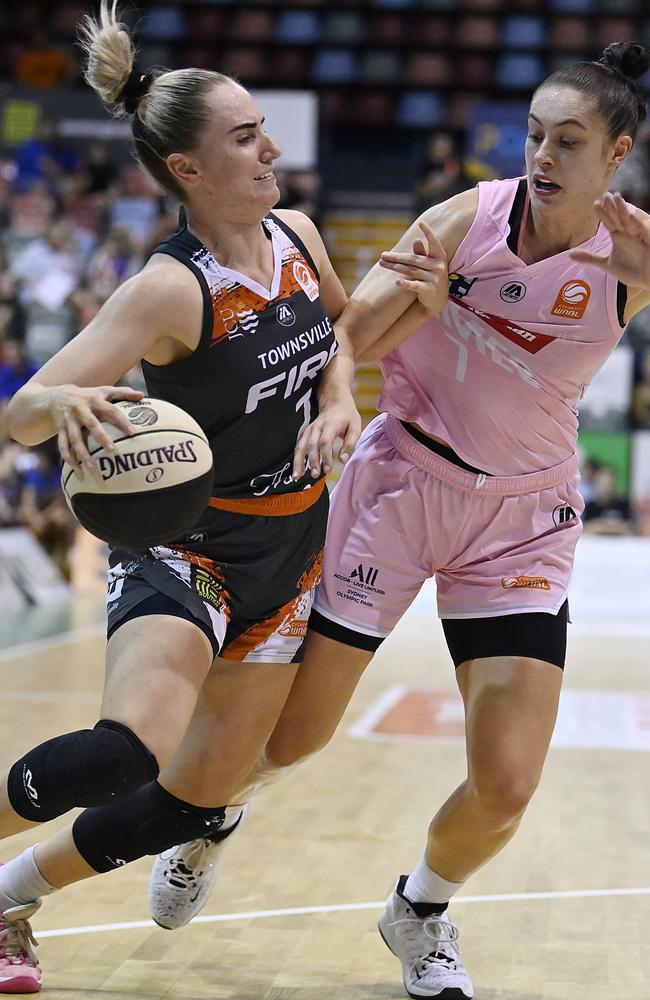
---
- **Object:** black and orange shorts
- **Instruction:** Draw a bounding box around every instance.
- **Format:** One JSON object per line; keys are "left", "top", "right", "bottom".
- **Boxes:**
{"left": 106, "top": 481, "right": 328, "bottom": 663}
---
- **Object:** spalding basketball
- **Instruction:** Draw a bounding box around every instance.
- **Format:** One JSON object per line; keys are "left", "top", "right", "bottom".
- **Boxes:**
{"left": 61, "top": 398, "right": 213, "bottom": 549}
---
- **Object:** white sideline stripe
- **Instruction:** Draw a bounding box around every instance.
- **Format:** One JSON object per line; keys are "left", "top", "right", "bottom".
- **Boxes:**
{"left": 36, "top": 886, "right": 650, "bottom": 939}
{"left": 0, "top": 624, "right": 105, "bottom": 662}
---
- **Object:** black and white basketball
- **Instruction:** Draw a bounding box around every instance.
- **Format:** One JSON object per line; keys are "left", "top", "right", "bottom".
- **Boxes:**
{"left": 61, "top": 398, "right": 213, "bottom": 549}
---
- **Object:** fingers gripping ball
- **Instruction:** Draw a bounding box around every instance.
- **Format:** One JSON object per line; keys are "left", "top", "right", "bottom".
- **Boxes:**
{"left": 61, "top": 398, "right": 213, "bottom": 549}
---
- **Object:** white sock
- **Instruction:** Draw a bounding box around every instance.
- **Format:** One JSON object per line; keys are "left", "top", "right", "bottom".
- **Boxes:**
{"left": 0, "top": 846, "right": 57, "bottom": 911}
{"left": 404, "top": 853, "right": 465, "bottom": 906}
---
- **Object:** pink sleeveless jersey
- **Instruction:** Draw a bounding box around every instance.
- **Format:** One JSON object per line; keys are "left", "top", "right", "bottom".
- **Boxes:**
{"left": 378, "top": 177, "right": 626, "bottom": 476}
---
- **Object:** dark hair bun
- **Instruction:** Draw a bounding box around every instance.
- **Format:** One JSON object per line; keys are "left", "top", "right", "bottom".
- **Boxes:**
{"left": 600, "top": 41, "right": 650, "bottom": 82}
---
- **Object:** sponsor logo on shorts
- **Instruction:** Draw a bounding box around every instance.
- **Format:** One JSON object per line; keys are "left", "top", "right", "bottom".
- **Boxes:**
{"left": 194, "top": 567, "right": 224, "bottom": 607}
{"left": 550, "top": 280, "right": 591, "bottom": 320}
{"left": 501, "top": 575, "right": 551, "bottom": 590}
{"left": 448, "top": 272, "right": 476, "bottom": 299}
{"left": 350, "top": 564, "right": 379, "bottom": 587}
{"left": 278, "top": 619, "right": 308, "bottom": 638}
{"left": 553, "top": 504, "right": 578, "bottom": 526}
{"left": 500, "top": 281, "right": 526, "bottom": 303}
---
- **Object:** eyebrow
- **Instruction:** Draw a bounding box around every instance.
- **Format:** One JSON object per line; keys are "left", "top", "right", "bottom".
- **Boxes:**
{"left": 528, "top": 112, "right": 588, "bottom": 131}
{"left": 228, "top": 116, "right": 265, "bottom": 134}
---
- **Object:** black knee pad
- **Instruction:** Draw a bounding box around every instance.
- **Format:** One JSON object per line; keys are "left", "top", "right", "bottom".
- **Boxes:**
{"left": 72, "top": 781, "right": 226, "bottom": 873}
{"left": 7, "top": 719, "right": 159, "bottom": 822}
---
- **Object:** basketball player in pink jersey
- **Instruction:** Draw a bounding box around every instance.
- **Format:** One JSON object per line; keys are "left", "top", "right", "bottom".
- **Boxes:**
{"left": 148, "top": 40, "right": 650, "bottom": 1000}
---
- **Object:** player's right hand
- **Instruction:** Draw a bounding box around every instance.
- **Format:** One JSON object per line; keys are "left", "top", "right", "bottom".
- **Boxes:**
{"left": 47, "top": 384, "right": 144, "bottom": 474}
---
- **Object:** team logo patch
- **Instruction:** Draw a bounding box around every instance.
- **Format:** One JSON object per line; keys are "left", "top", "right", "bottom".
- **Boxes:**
{"left": 550, "top": 280, "right": 591, "bottom": 319}
{"left": 501, "top": 575, "right": 551, "bottom": 590}
{"left": 276, "top": 302, "right": 296, "bottom": 327}
{"left": 293, "top": 260, "right": 319, "bottom": 302}
{"left": 553, "top": 504, "right": 578, "bottom": 526}
{"left": 500, "top": 281, "right": 526, "bottom": 303}
{"left": 194, "top": 567, "right": 224, "bottom": 607}
{"left": 448, "top": 272, "right": 476, "bottom": 299}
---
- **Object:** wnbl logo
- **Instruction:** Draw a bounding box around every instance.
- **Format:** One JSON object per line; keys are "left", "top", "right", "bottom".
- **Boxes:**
{"left": 553, "top": 504, "right": 577, "bottom": 526}
{"left": 350, "top": 564, "right": 379, "bottom": 587}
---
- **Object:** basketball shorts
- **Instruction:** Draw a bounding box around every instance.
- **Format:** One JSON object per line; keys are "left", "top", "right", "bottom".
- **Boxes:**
{"left": 312, "top": 414, "right": 584, "bottom": 653}
{"left": 106, "top": 482, "right": 328, "bottom": 664}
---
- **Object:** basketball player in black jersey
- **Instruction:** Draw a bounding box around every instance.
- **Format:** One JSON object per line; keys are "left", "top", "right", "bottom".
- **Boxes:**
{"left": 0, "top": 2, "right": 362, "bottom": 988}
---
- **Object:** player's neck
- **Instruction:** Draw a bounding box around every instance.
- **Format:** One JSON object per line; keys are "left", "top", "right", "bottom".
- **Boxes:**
{"left": 188, "top": 211, "right": 274, "bottom": 282}
{"left": 521, "top": 206, "right": 599, "bottom": 264}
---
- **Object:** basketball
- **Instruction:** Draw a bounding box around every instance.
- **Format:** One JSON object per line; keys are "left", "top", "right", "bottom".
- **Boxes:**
{"left": 61, "top": 398, "right": 214, "bottom": 549}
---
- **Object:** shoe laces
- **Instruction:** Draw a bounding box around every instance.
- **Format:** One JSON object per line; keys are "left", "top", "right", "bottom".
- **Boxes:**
{"left": 0, "top": 913, "right": 38, "bottom": 967}
{"left": 390, "top": 911, "right": 461, "bottom": 970}
{"left": 163, "top": 839, "right": 213, "bottom": 889}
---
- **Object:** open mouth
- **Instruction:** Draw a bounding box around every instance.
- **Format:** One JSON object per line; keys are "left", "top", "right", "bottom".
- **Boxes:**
{"left": 533, "top": 176, "right": 561, "bottom": 194}
{"left": 255, "top": 171, "right": 274, "bottom": 181}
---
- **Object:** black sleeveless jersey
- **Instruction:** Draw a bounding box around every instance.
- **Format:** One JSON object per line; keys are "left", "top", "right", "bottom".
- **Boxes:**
{"left": 142, "top": 213, "right": 338, "bottom": 499}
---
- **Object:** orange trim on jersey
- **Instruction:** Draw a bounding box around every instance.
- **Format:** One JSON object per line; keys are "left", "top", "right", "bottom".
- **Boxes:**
{"left": 208, "top": 478, "right": 325, "bottom": 516}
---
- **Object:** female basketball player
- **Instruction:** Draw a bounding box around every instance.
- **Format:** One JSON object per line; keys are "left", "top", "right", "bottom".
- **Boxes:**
{"left": 0, "top": 2, "right": 362, "bottom": 990}
{"left": 146, "top": 41, "right": 650, "bottom": 1000}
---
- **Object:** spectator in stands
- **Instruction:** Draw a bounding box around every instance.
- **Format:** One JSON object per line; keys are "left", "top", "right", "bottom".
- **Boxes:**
{"left": 632, "top": 348, "right": 650, "bottom": 427}
{"left": 78, "top": 143, "right": 119, "bottom": 198}
{"left": 414, "top": 130, "right": 467, "bottom": 215}
{"left": 14, "top": 120, "right": 78, "bottom": 195}
{"left": 11, "top": 219, "right": 81, "bottom": 312}
{"left": 14, "top": 29, "right": 75, "bottom": 90}
{"left": 109, "top": 164, "right": 162, "bottom": 251}
{"left": 277, "top": 168, "right": 321, "bottom": 223}
{"left": 0, "top": 340, "right": 38, "bottom": 402}
{"left": 0, "top": 250, "right": 25, "bottom": 343}
{"left": 583, "top": 464, "right": 633, "bottom": 535}
{"left": 16, "top": 439, "right": 76, "bottom": 578}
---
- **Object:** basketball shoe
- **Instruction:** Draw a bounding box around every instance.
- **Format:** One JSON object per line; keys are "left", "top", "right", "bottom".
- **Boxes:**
{"left": 0, "top": 900, "right": 42, "bottom": 993}
{"left": 378, "top": 876, "right": 473, "bottom": 999}
{"left": 149, "top": 807, "right": 247, "bottom": 929}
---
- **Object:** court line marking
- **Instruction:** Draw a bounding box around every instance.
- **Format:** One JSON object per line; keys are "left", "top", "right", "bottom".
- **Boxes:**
{"left": 0, "top": 624, "right": 105, "bottom": 663}
{"left": 37, "top": 886, "right": 650, "bottom": 939}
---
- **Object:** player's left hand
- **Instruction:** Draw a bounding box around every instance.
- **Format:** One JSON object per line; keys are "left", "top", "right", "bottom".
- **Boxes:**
{"left": 293, "top": 390, "right": 362, "bottom": 479}
{"left": 379, "top": 221, "right": 449, "bottom": 315}
{"left": 570, "top": 192, "right": 650, "bottom": 289}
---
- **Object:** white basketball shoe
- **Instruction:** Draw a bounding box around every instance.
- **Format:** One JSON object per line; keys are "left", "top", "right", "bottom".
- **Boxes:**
{"left": 149, "top": 808, "right": 246, "bottom": 929}
{"left": 378, "top": 876, "right": 473, "bottom": 999}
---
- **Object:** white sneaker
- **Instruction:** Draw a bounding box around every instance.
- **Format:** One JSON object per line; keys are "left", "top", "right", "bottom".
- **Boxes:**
{"left": 148, "top": 807, "right": 246, "bottom": 929}
{"left": 378, "top": 876, "right": 473, "bottom": 999}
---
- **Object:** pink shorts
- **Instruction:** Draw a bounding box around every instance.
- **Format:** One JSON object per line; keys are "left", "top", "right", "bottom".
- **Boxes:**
{"left": 313, "top": 413, "right": 584, "bottom": 644}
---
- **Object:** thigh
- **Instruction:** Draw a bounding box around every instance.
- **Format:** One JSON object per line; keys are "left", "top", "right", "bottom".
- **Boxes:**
{"left": 160, "top": 655, "right": 300, "bottom": 805}
{"left": 313, "top": 417, "right": 432, "bottom": 649}
{"left": 102, "top": 614, "right": 214, "bottom": 768}
{"left": 458, "top": 655, "right": 563, "bottom": 791}
{"left": 265, "top": 631, "right": 374, "bottom": 765}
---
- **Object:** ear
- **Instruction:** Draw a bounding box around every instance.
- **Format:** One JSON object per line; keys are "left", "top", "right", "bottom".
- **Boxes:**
{"left": 611, "top": 134, "right": 633, "bottom": 167}
{"left": 166, "top": 152, "right": 201, "bottom": 189}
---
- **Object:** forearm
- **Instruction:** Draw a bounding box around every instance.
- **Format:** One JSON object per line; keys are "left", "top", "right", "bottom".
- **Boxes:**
{"left": 6, "top": 380, "right": 60, "bottom": 446}
{"left": 355, "top": 300, "right": 430, "bottom": 364}
{"left": 318, "top": 327, "right": 355, "bottom": 405}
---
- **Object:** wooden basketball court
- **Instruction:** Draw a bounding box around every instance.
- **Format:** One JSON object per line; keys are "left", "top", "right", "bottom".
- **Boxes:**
{"left": 1, "top": 542, "right": 649, "bottom": 1000}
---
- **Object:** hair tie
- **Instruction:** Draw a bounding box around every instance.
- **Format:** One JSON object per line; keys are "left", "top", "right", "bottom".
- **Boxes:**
{"left": 119, "top": 64, "right": 153, "bottom": 115}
